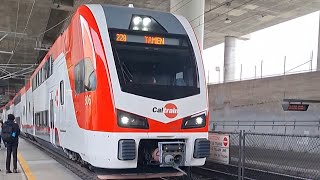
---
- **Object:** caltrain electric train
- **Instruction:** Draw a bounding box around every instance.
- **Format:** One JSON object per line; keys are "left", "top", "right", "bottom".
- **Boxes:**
{"left": 0, "top": 4, "right": 209, "bottom": 178}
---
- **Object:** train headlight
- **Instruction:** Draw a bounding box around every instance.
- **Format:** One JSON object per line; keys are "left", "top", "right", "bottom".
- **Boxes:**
{"left": 117, "top": 110, "right": 149, "bottom": 129}
{"left": 195, "top": 117, "right": 203, "bottom": 125}
{"left": 182, "top": 114, "right": 206, "bottom": 129}
{"left": 142, "top": 17, "right": 151, "bottom": 26}
{"left": 129, "top": 15, "right": 167, "bottom": 33}
{"left": 132, "top": 26, "right": 139, "bottom": 30}
{"left": 133, "top": 16, "right": 142, "bottom": 25}
{"left": 120, "top": 116, "right": 130, "bottom": 125}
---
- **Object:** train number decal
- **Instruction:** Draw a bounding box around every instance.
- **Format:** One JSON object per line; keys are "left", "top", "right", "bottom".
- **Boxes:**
{"left": 85, "top": 95, "right": 91, "bottom": 106}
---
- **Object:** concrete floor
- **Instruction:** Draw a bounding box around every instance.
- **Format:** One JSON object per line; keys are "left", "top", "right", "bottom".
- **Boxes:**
{"left": 0, "top": 139, "right": 79, "bottom": 180}
{"left": 0, "top": 144, "right": 25, "bottom": 180}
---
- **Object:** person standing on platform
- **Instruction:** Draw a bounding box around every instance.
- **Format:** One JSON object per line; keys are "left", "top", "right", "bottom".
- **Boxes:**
{"left": 1, "top": 114, "right": 20, "bottom": 173}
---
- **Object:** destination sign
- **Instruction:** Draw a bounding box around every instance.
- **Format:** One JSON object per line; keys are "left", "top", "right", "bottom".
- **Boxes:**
{"left": 114, "top": 33, "right": 180, "bottom": 46}
{"left": 282, "top": 104, "right": 309, "bottom": 111}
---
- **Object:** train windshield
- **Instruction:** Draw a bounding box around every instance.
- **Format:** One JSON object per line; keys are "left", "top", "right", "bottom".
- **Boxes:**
{"left": 110, "top": 32, "right": 200, "bottom": 101}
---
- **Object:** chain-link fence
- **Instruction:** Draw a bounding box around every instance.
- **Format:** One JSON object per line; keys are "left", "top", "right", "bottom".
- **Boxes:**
{"left": 206, "top": 55, "right": 316, "bottom": 85}
{"left": 207, "top": 131, "right": 320, "bottom": 179}
{"left": 244, "top": 132, "right": 320, "bottom": 179}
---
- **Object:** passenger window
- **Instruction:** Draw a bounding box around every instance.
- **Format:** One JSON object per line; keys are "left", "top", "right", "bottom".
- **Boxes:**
{"left": 48, "top": 56, "right": 53, "bottom": 76}
{"left": 60, "top": 80, "right": 64, "bottom": 105}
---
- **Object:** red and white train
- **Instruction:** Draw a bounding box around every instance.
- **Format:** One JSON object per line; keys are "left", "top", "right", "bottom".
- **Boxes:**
{"left": 0, "top": 4, "right": 209, "bottom": 178}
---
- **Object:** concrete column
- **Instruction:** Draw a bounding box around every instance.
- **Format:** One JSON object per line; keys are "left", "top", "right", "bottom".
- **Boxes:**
{"left": 170, "top": 0, "right": 205, "bottom": 51}
{"left": 224, "top": 36, "right": 237, "bottom": 82}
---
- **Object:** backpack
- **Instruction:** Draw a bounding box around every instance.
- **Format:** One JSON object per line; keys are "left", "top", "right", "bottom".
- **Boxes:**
{"left": 1, "top": 123, "right": 14, "bottom": 143}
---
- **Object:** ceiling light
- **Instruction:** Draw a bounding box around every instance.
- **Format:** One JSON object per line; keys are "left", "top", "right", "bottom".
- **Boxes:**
{"left": 142, "top": 17, "right": 151, "bottom": 26}
{"left": 142, "top": 27, "right": 148, "bottom": 31}
{"left": 224, "top": 17, "right": 231, "bottom": 24}
{"left": 133, "top": 16, "right": 142, "bottom": 25}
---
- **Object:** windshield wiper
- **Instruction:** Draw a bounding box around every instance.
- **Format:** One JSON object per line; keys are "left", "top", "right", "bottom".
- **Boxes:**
{"left": 113, "top": 47, "right": 133, "bottom": 84}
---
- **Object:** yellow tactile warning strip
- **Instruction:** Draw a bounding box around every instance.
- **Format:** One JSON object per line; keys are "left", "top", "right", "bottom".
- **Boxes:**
{"left": 17, "top": 151, "right": 36, "bottom": 180}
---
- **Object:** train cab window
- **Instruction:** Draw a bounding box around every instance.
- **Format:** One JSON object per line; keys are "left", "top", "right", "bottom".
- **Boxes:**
{"left": 111, "top": 35, "right": 199, "bottom": 101}
{"left": 88, "top": 71, "right": 96, "bottom": 91}
{"left": 84, "top": 59, "right": 96, "bottom": 92}
{"left": 74, "top": 58, "right": 96, "bottom": 93}
{"left": 74, "top": 61, "right": 84, "bottom": 94}
{"left": 60, "top": 80, "right": 64, "bottom": 105}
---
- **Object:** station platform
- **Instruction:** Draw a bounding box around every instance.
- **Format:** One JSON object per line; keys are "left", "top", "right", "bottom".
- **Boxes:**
{"left": 0, "top": 139, "right": 79, "bottom": 180}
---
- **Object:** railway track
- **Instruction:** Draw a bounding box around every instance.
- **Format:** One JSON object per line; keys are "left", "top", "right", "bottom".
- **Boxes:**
{"left": 21, "top": 135, "right": 203, "bottom": 180}
{"left": 21, "top": 135, "right": 221, "bottom": 180}
{"left": 19, "top": 135, "right": 315, "bottom": 180}
{"left": 191, "top": 161, "right": 310, "bottom": 180}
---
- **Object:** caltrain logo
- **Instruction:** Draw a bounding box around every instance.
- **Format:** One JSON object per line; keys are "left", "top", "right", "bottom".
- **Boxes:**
{"left": 152, "top": 103, "right": 178, "bottom": 118}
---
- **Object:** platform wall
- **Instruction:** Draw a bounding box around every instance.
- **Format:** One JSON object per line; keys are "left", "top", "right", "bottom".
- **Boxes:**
{"left": 208, "top": 71, "right": 320, "bottom": 135}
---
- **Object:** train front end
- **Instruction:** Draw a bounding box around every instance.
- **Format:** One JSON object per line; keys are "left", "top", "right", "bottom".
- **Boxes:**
{"left": 87, "top": 4, "right": 209, "bottom": 170}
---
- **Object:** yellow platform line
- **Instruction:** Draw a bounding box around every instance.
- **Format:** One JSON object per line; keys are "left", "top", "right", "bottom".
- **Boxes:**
{"left": 17, "top": 152, "right": 36, "bottom": 180}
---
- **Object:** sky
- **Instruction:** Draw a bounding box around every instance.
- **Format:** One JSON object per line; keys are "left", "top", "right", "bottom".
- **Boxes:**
{"left": 203, "top": 11, "right": 320, "bottom": 84}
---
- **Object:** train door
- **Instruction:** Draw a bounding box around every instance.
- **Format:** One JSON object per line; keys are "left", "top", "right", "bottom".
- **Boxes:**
{"left": 58, "top": 74, "right": 65, "bottom": 146}
{"left": 49, "top": 61, "right": 65, "bottom": 147}
{"left": 49, "top": 89, "right": 57, "bottom": 146}
{"left": 24, "top": 95, "right": 28, "bottom": 133}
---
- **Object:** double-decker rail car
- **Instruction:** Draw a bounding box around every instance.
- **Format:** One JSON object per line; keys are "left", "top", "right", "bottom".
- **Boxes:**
{"left": 0, "top": 4, "right": 210, "bottom": 178}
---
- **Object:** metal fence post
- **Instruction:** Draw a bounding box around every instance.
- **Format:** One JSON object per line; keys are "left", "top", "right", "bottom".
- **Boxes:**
{"left": 310, "top": 51, "right": 313, "bottom": 71}
{"left": 254, "top": 65, "right": 256, "bottom": 79}
{"left": 240, "top": 64, "right": 242, "bottom": 80}
{"left": 241, "top": 130, "right": 246, "bottom": 180}
{"left": 284, "top": 56, "right": 286, "bottom": 75}
{"left": 238, "top": 130, "right": 242, "bottom": 180}
{"left": 260, "top": 60, "right": 263, "bottom": 79}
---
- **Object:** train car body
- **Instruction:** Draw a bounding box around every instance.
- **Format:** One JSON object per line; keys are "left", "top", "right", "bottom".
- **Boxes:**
{"left": 0, "top": 4, "right": 209, "bottom": 176}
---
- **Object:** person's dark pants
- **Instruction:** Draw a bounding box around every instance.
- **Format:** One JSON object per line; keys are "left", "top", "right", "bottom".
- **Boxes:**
{"left": 6, "top": 144, "right": 18, "bottom": 171}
